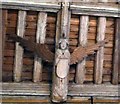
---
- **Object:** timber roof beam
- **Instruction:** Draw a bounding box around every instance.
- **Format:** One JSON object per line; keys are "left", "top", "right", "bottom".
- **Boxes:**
{"left": 1, "top": 0, "right": 120, "bottom": 17}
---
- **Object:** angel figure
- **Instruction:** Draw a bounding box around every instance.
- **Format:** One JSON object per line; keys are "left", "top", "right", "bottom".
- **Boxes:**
{"left": 9, "top": 34, "right": 109, "bottom": 102}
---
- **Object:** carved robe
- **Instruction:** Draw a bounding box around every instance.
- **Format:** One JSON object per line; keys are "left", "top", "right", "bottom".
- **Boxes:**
{"left": 52, "top": 48, "right": 70, "bottom": 102}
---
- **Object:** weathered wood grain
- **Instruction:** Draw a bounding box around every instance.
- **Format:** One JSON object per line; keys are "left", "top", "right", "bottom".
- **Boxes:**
{"left": 94, "top": 17, "right": 106, "bottom": 84}
{"left": 33, "top": 12, "right": 47, "bottom": 82}
{"left": 112, "top": 18, "right": 119, "bottom": 85}
{"left": 14, "top": 11, "right": 26, "bottom": 82}
{"left": 75, "top": 15, "right": 89, "bottom": 84}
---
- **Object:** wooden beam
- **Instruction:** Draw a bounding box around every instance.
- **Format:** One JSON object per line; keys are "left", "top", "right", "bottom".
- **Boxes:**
{"left": 33, "top": 12, "right": 47, "bottom": 82}
{"left": 71, "top": 3, "right": 119, "bottom": 17}
{"left": 2, "top": 96, "right": 119, "bottom": 103}
{"left": 1, "top": 1, "right": 119, "bottom": 17}
{"left": 1, "top": 83, "right": 118, "bottom": 97}
{"left": 1, "top": 10, "right": 8, "bottom": 82}
{"left": 75, "top": 15, "right": 89, "bottom": 84}
{"left": 14, "top": 11, "right": 26, "bottom": 82}
{"left": 52, "top": 2, "right": 71, "bottom": 102}
{"left": 112, "top": 18, "right": 120, "bottom": 85}
{"left": 94, "top": 17, "right": 106, "bottom": 84}
{"left": 1, "top": 1, "right": 60, "bottom": 13}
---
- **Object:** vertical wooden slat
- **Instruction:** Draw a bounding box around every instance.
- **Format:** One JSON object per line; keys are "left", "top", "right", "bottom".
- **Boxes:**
{"left": 75, "top": 0, "right": 89, "bottom": 84}
{"left": 112, "top": 18, "right": 119, "bottom": 85}
{"left": 75, "top": 16, "right": 89, "bottom": 84}
{"left": 33, "top": 12, "right": 47, "bottom": 82}
{"left": 94, "top": 17, "right": 106, "bottom": 84}
{"left": 52, "top": 2, "right": 71, "bottom": 102}
{"left": 14, "top": 11, "right": 26, "bottom": 82}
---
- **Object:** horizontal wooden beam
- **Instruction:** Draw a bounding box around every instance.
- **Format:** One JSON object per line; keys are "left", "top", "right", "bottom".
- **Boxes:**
{"left": 71, "top": 3, "right": 120, "bottom": 17}
{"left": 1, "top": 1, "right": 60, "bottom": 12}
{"left": 1, "top": 1, "right": 119, "bottom": 17}
{"left": 1, "top": 83, "right": 118, "bottom": 97}
{"left": 2, "top": 95, "right": 119, "bottom": 103}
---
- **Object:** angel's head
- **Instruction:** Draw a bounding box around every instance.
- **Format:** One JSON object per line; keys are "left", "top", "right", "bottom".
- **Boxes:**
{"left": 59, "top": 38, "right": 69, "bottom": 50}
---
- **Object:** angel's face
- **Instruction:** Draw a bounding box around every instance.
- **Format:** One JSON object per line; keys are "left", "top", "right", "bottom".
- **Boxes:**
{"left": 59, "top": 39, "right": 68, "bottom": 50}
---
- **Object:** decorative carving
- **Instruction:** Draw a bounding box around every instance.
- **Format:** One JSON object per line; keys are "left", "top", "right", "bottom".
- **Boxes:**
{"left": 9, "top": 34, "right": 109, "bottom": 102}
{"left": 56, "top": 38, "right": 70, "bottom": 78}
{"left": 9, "top": 34, "right": 109, "bottom": 65}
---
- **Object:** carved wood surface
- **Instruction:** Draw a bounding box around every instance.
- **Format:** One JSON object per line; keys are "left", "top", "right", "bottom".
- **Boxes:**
{"left": 2, "top": 4, "right": 119, "bottom": 103}
{"left": 52, "top": 2, "right": 71, "bottom": 102}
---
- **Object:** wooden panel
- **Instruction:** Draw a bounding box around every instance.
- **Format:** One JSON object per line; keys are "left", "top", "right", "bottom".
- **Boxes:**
{"left": 33, "top": 12, "right": 47, "bottom": 82}
{"left": 14, "top": 11, "right": 26, "bottom": 82}
{"left": 94, "top": 17, "right": 106, "bottom": 84}
{"left": 75, "top": 16, "right": 89, "bottom": 84}
{"left": 112, "top": 18, "right": 119, "bottom": 84}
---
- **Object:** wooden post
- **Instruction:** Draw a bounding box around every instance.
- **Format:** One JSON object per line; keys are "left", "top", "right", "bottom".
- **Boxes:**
{"left": 75, "top": 15, "right": 89, "bottom": 84}
{"left": 52, "top": 2, "right": 71, "bottom": 102}
{"left": 33, "top": 12, "right": 47, "bottom": 82}
{"left": 112, "top": 18, "right": 119, "bottom": 85}
{"left": 94, "top": 17, "right": 106, "bottom": 84}
{"left": 94, "top": 0, "right": 108, "bottom": 84}
{"left": 14, "top": 11, "right": 26, "bottom": 82}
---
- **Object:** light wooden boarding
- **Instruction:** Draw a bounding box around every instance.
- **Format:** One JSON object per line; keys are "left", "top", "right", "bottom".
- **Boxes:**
{"left": 75, "top": 12, "right": 89, "bottom": 84}
{"left": 33, "top": 12, "right": 47, "bottom": 82}
{"left": 112, "top": 18, "right": 119, "bottom": 85}
{"left": 14, "top": 11, "right": 26, "bottom": 82}
{"left": 94, "top": 16, "right": 107, "bottom": 84}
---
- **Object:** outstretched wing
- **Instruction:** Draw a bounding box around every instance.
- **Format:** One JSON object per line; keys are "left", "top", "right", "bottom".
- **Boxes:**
{"left": 70, "top": 40, "right": 109, "bottom": 65}
{"left": 9, "top": 35, "right": 54, "bottom": 63}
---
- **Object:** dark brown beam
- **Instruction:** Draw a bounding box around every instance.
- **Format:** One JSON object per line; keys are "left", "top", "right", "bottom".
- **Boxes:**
{"left": 1, "top": 10, "right": 8, "bottom": 81}
{"left": 112, "top": 18, "right": 120, "bottom": 85}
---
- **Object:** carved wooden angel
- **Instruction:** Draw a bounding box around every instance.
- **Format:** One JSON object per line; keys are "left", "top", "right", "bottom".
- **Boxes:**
{"left": 9, "top": 34, "right": 109, "bottom": 65}
{"left": 9, "top": 34, "right": 109, "bottom": 102}
{"left": 52, "top": 38, "right": 70, "bottom": 102}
